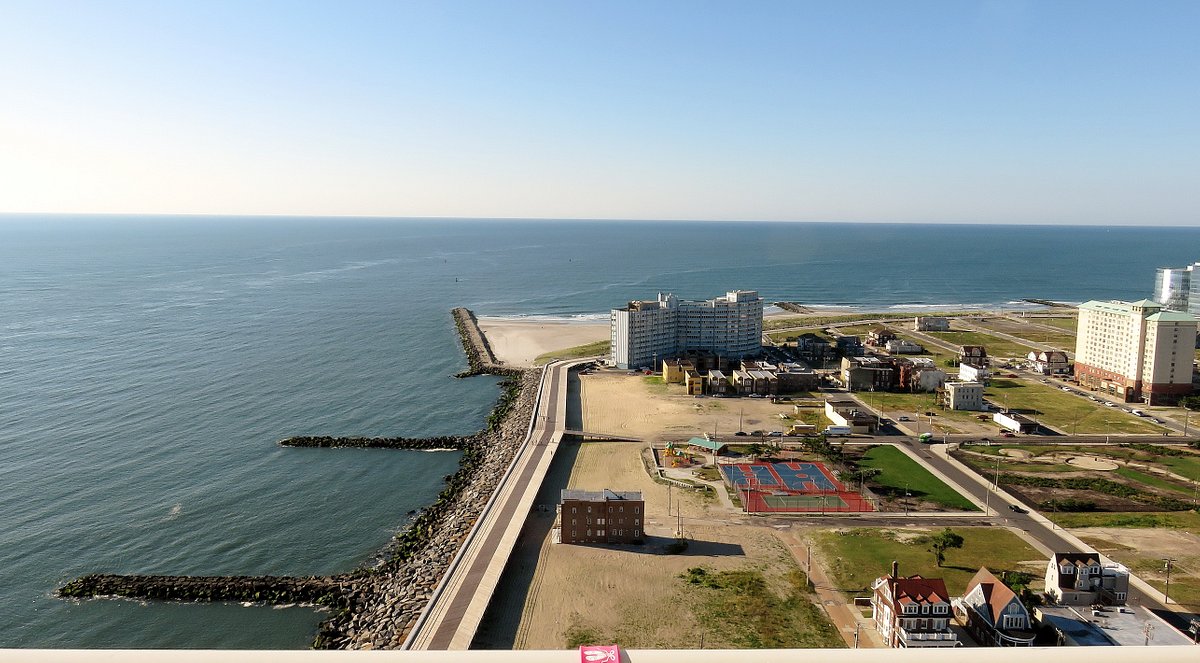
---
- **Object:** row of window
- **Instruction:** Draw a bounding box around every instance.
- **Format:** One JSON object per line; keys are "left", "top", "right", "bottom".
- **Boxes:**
{"left": 569, "top": 529, "right": 641, "bottom": 538}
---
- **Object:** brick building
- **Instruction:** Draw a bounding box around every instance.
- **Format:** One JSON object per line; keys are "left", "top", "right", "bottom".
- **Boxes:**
{"left": 557, "top": 489, "right": 644, "bottom": 545}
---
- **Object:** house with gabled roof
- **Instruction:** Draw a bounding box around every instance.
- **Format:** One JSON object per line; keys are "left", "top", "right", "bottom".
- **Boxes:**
{"left": 871, "top": 562, "right": 959, "bottom": 648}
{"left": 1044, "top": 551, "right": 1130, "bottom": 606}
{"left": 955, "top": 567, "right": 1036, "bottom": 646}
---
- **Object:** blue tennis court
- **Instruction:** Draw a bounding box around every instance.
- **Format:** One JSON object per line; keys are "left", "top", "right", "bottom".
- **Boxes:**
{"left": 720, "top": 461, "right": 841, "bottom": 492}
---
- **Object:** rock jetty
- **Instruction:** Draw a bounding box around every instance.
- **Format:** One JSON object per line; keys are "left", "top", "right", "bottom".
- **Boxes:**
{"left": 57, "top": 309, "right": 543, "bottom": 650}
{"left": 452, "top": 307, "right": 520, "bottom": 377}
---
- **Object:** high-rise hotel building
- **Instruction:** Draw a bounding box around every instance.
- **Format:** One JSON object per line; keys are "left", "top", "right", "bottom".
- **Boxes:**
{"left": 1153, "top": 262, "right": 1200, "bottom": 315}
{"left": 610, "top": 290, "right": 763, "bottom": 370}
{"left": 1074, "top": 299, "right": 1196, "bottom": 404}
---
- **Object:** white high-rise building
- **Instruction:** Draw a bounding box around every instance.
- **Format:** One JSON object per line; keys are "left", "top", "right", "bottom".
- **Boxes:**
{"left": 1074, "top": 299, "right": 1196, "bottom": 404}
{"left": 1152, "top": 262, "right": 1200, "bottom": 314}
{"left": 610, "top": 290, "right": 763, "bottom": 369}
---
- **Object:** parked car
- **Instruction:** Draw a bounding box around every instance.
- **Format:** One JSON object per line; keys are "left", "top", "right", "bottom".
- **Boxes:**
{"left": 735, "top": 431, "right": 747, "bottom": 436}
{"left": 898, "top": 416, "right": 911, "bottom": 421}
{"left": 1001, "top": 431, "right": 1016, "bottom": 438}
{"left": 1151, "top": 417, "right": 1165, "bottom": 424}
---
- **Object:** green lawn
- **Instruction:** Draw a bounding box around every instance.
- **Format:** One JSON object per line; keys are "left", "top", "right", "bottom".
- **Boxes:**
{"left": 1157, "top": 454, "right": 1200, "bottom": 482}
{"left": 984, "top": 379, "right": 1166, "bottom": 434}
{"left": 1036, "top": 317, "right": 1079, "bottom": 332}
{"left": 1113, "top": 467, "right": 1196, "bottom": 496}
{"left": 970, "top": 322, "right": 1077, "bottom": 352}
{"left": 858, "top": 445, "right": 978, "bottom": 510}
{"left": 680, "top": 568, "right": 844, "bottom": 648}
{"left": 925, "top": 330, "right": 1038, "bottom": 358}
{"left": 1053, "top": 511, "right": 1200, "bottom": 529}
{"left": 533, "top": 339, "right": 610, "bottom": 365}
{"left": 815, "top": 527, "right": 1042, "bottom": 596}
{"left": 764, "top": 313, "right": 908, "bottom": 331}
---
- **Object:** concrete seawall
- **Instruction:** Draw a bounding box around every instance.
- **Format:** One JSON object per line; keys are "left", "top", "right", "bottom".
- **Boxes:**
{"left": 57, "top": 309, "right": 542, "bottom": 650}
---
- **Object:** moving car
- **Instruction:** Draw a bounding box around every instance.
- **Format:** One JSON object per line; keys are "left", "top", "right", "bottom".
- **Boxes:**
{"left": 1009, "top": 504, "right": 1028, "bottom": 513}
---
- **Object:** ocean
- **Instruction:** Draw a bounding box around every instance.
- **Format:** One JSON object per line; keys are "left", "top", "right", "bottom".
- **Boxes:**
{"left": 1, "top": 216, "right": 1196, "bottom": 648}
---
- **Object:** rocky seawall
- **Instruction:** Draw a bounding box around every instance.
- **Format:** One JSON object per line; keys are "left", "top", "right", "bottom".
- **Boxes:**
{"left": 58, "top": 309, "right": 544, "bottom": 650}
{"left": 278, "top": 435, "right": 470, "bottom": 450}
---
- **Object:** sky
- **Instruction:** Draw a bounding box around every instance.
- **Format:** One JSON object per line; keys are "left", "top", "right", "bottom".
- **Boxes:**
{"left": 0, "top": 0, "right": 1197, "bottom": 225}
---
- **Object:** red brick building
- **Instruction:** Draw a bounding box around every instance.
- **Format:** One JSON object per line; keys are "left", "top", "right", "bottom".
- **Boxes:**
{"left": 557, "top": 489, "right": 644, "bottom": 545}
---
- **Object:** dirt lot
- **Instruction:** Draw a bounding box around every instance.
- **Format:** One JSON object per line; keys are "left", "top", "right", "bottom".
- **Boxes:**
{"left": 473, "top": 441, "right": 814, "bottom": 649}
{"left": 579, "top": 371, "right": 802, "bottom": 442}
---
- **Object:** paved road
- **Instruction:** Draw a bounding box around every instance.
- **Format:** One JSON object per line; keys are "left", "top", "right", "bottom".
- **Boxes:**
{"left": 899, "top": 437, "right": 1198, "bottom": 635}
{"left": 407, "top": 360, "right": 579, "bottom": 650}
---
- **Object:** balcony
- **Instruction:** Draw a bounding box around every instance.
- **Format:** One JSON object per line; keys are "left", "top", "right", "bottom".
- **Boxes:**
{"left": 898, "top": 627, "right": 958, "bottom": 647}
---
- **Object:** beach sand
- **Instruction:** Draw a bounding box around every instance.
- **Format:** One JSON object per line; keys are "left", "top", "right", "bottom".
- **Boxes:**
{"left": 477, "top": 317, "right": 608, "bottom": 367}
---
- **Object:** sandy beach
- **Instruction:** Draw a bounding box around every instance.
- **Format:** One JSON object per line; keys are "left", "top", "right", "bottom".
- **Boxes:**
{"left": 477, "top": 317, "right": 609, "bottom": 367}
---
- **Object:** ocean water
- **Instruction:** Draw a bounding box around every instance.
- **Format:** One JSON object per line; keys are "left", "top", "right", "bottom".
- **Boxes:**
{"left": 1, "top": 216, "right": 1197, "bottom": 648}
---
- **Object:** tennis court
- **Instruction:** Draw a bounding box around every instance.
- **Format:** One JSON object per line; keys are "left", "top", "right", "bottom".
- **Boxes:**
{"left": 720, "top": 461, "right": 874, "bottom": 513}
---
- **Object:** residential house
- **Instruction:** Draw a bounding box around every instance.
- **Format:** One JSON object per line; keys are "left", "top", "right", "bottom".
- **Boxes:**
{"left": 942, "top": 381, "right": 985, "bottom": 411}
{"left": 871, "top": 562, "right": 959, "bottom": 648}
{"left": 774, "top": 362, "right": 820, "bottom": 393}
{"left": 1044, "top": 551, "right": 1130, "bottom": 606}
{"left": 958, "top": 362, "right": 990, "bottom": 385}
{"left": 557, "top": 489, "right": 644, "bottom": 545}
{"left": 915, "top": 317, "right": 951, "bottom": 332}
{"left": 791, "top": 333, "right": 833, "bottom": 366}
{"left": 1028, "top": 351, "right": 1071, "bottom": 376}
{"left": 960, "top": 345, "right": 988, "bottom": 367}
{"left": 684, "top": 368, "right": 705, "bottom": 395}
{"left": 956, "top": 567, "right": 1036, "bottom": 646}
{"left": 834, "top": 335, "right": 866, "bottom": 357}
{"left": 896, "top": 358, "right": 946, "bottom": 393}
{"left": 706, "top": 369, "right": 729, "bottom": 395}
{"left": 886, "top": 339, "right": 925, "bottom": 354}
{"left": 867, "top": 326, "right": 897, "bottom": 347}
{"left": 731, "top": 369, "right": 755, "bottom": 395}
{"left": 662, "top": 359, "right": 694, "bottom": 384}
{"left": 841, "top": 356, "right": 896, "bottom": 391}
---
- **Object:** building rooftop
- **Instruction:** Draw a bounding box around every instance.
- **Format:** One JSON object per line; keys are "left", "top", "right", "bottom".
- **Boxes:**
{"left": 560, "top": 489, "right": 643, "bottom": 502}
{"left": 1146, "top": 310, "right": 1199, "bottom": 322}
{"left": 1037, "top": 605, "right": 1194, "bottom": 647}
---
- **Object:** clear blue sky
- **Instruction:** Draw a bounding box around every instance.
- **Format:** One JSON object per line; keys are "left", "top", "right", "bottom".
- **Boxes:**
{"left": 1, "top": 1, "right": 1197, "bottom": 224}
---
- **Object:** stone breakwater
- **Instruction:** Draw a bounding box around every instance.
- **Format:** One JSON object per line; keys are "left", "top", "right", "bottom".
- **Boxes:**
{"left": 278, "top": 435, "right": 470, "bottom": 450}
{"left": 452, "top": 307, "right": 520, "bottom": 378}
{"left": 57, "top": 309, "right": 543, "bottom": 650}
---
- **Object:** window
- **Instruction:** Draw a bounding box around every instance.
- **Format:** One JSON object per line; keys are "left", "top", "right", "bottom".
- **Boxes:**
{"left": 571, "top": 507, "right": 576, "bottom": 514}
{"left": 634, "top": 530, "right": 640, "bottom": 537}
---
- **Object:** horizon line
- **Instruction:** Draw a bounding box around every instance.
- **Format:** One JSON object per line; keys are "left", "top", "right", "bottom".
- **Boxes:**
{"left": 1, "top": 212, "right": 1197, "bottom": 229}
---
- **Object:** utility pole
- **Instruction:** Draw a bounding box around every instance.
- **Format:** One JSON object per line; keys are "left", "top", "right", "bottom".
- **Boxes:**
{"left": 1164, "top": 558, "right": 1177, "bottom": 604}
{"left": 904, "top": 483, "right": 910, "bottom": 516}
{"left": 667, "top": 483, "right": 672, "bottom": 517}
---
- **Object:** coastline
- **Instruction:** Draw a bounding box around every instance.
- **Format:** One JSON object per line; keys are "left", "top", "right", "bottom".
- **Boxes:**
{"left": 59, "top": 311, "right": 544, "bottom": 650}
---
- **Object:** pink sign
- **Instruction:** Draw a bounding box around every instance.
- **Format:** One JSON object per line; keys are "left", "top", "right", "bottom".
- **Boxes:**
{"left": 579, "top": 644, "right": 620, "bottom": 663}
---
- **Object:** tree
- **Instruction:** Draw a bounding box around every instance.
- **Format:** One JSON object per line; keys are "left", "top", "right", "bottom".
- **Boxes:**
{"left": 929, "top": 528, "right": 964, "bottom": 567}
{"left": 1180, "top": 396, "right": 1200, "bottom": 411}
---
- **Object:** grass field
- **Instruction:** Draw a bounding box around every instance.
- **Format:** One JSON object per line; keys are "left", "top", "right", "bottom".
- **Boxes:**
{"left": 1036, "top": 317, "right": 1079, "bottom": 332}
{"left": 815, "top": 527, "right": 1042, "bottom": 595}
{"left": 969, "top": 321, "right": 1077, "bottom": 351}
{"left": 857, "top": 445, "right": 978, "bottom": 510}
{"left": 925, "top": 330, "right": 1038, "bottom": 358}
{"left": 1051, "top": 511, "right": 1200, "bottom": 529}
{"left": 1113, "top": 467, "right": 1196, "bottom": 495}
{"left": 984, "top": 378, "right": 1166, "bottom": 434}
{"left": 533, "top": 340, "right": 610, "bottom": 365}
{"left": 1156, "top": 454, "right": 1200, "bottom": 482}
{"left": 679, "top": 567, "right": 844, "bottom": 648}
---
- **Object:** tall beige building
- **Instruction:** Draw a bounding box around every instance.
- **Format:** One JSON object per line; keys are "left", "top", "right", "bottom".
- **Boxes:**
{"left": 1074, "top": 299, "right": 1196, "bottom": 404}
{"left": 610, "top": 290, "right": 762, "bottom": 369}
